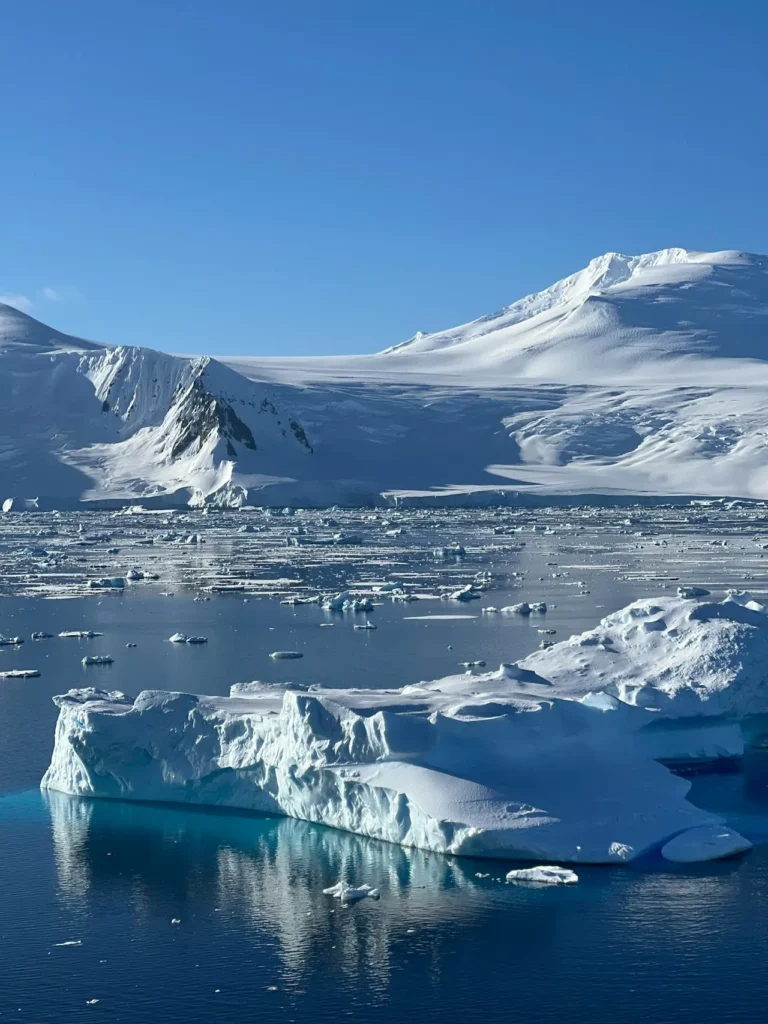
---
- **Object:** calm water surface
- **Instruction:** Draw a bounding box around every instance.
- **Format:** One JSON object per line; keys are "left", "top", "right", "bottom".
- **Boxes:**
{"left": 1, "top": 534, "right": 768, "bottom": 1022}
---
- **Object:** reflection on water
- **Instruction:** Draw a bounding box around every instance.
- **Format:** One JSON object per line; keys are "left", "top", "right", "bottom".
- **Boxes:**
{"left": 0, "top": 790, "right": 766, "bottom": 1023}
{"left": 46, "top": 790, "right": 487, "bottom": 990}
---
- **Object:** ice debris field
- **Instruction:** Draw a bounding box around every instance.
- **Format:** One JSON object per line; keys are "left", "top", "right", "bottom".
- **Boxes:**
{"left": 2, "top": 499, "right": 767, "bottom": 868}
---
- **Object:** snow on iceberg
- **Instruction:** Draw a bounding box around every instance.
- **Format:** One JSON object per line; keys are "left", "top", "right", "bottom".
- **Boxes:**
{"left": 521, "top": 591, "right": 768, "bottom": 719}
{"left": 42, "top": 659, "right": 745, "bottom": 865}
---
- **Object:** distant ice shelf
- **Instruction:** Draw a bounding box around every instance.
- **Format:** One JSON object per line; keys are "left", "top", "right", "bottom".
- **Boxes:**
{"left": 42, "top": 592, "right": 768, "bottom": 866}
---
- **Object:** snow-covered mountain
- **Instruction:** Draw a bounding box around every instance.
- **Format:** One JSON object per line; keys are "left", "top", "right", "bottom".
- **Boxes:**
{"left": 379, "top": 248, "right": 768, "bottom": 381}
{"left": 4, "top": 247, "right": 768, "bottom": 507}
{"left": 0, "top": 307, "right": 313, "bottom": 508}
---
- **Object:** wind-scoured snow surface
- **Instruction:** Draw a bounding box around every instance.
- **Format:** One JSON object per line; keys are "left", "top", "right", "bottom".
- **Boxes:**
{"left": 44, "top": 590, "right": 768, "bottom": 865}
{"left": 6, "top": 247, "right": 768, "bottom": 506}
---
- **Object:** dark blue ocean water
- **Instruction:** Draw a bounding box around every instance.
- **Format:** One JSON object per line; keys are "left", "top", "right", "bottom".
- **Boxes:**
{"left": 2, "top": 559, "right": 768, "bottom": 1023}
{"left": 2, "top": 786, "right": 768, "bottom": 1024}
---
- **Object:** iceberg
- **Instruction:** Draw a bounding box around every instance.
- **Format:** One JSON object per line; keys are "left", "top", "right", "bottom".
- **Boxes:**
{"left": 42, "top": 639, "right": 750, "bottom": 865}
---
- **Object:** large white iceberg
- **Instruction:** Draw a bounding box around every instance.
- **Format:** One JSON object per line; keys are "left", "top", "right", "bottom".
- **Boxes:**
{"left": 42, "top": 592, "right": 757, "bottom": 867}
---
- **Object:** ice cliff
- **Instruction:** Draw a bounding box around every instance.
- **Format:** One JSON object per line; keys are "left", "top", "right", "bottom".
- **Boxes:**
{"left": 43, "top": 593, "right": 768, "bottom": 865}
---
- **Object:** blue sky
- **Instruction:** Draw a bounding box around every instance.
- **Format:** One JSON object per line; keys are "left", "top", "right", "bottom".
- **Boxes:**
{"left": 2, "top": 0, "right": 766, "bottom": 356}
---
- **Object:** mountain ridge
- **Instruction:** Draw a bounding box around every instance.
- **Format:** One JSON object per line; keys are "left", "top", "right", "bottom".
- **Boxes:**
{"left": 3, "top": 246, "right": 768, "bottom": 508}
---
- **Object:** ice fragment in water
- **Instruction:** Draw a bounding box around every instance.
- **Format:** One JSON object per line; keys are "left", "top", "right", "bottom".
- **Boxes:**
{"left": 322, "top": 881, "right": 380, "bottom": 902}
{"left": 506, "top": 866, "right": 578, "bottom": 885}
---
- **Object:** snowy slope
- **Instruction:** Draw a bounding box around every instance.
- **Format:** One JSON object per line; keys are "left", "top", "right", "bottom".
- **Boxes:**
{"left": 375, "top": 248, "right": 768, "bottom": 383}
{"left": 0, "top": 304, "right": 313, "bottom": 507}
{"left": 5, "top": 247, "right": 768, "bottom": 507}
{"left": 225, "top": 248, "right": 768, "bottom": 387}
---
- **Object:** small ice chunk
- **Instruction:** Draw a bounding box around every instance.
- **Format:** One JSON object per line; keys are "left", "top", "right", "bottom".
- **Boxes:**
{"left": 185, "top": 636, "right": 208, "bottom": 644}
{"left": 168, "top": 633, "right": 188, "bottom": 643}
{"left": 81, "top": 656, "right": 114, "bottom": 666}
{"left": 269, "top": 651, "right": 303, "bottom": 660}
{"left": 661, "top": 826, "right": 752, "bottom": 863}
{"left": 449, "top": 585, "right": 480, "bottom": 602}
{"left": 53, "top": 940, "right": 82, "bottom": 947}
{"left": 322, "top": 590, "right": 350, "bottom": 611}
{"left": 323, "top": 881, "right": 380, "bottom": 903}
{"left": 506, "top": 866, "right": 578, "bottom": 885}
{"left": 31, "top": 631, "right": 54, "bottom": 640}
{"left": 501, "top": 603, "right": 530, "bottom": 615}
{"left": 677, "top": 586, "right": 710, "bottom": 599}
{"left": 0, "top": 669, "right": 40, "bottom": 679}
{"left": 59, "top": 631, "right": 102, "bottom": 639}
{"left": 353, "top": 622, "right": 377, "bottom": 630}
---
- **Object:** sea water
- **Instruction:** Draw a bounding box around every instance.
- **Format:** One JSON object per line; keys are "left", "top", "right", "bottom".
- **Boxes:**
{"left": 2, "top": 516, "right": 768, "bottom": 1021}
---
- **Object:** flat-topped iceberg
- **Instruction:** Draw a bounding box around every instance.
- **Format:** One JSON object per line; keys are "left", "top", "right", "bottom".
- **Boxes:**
{"left": 44, "top": 592, "right": 763, "bottom": 866}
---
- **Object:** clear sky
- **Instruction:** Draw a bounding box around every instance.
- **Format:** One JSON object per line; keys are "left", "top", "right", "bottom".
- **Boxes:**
{"left": 1, "top": 0, "right": 766, "bottom": 356}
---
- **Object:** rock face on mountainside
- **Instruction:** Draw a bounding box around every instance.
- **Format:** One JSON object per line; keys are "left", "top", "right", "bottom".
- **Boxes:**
{"left": 0, "top": 309, "right": 314, "bottom": 507}
{"left": 3, "top": 248, "right": 768, "bottom": 507}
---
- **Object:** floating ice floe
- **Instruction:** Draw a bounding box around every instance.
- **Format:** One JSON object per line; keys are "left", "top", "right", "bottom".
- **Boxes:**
{"left": 81, "top": 656, "right": 113, "bottom": 666}
{"left": 433, "top": 544, "right": 465, "bottom": 558}
{"left": 353, "top": 622, "right": 377, "bottom": 630}
{"left": 269, "top": 651, "right": 303, "bottom": 659}
{"left": 0, "top": 669, "right": 40, "bottom": 679}
{"left": 374, "top": 581, "right": 403, "bottom": 593}
{"left": 31, "top": 632, "right": 54, "bottom": 640}
{"left": 505, "top": 866, "right": 579, "bottom": 886}
{"left": 677, "top": 586, "right": 711, "bottom": 599}
{"left": 322, "top": 881, "right": 380, "bottom": 903}
{"left": 0, "top": 635, "right": 23, "bottom": 645}
{"left": 448, "top": 584, "right": 480, "bottom": 602}
{"left": 59, "top": 631, "right": 102, "bottom": 639}
{"left": 88, "top": 577, "right": 125, "bottom": 590}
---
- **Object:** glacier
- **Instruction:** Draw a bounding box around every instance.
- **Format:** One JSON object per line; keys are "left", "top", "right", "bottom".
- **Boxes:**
{"left": 43, "top": 591, "right": 768, "bottom": 866}
{"left": 6, "top": 247, "right": 768, "bottom": 507}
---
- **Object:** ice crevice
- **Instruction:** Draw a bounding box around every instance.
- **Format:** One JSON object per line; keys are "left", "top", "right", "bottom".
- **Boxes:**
{"left": 43, "top": 591, "right": 768, "bottom": 866}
